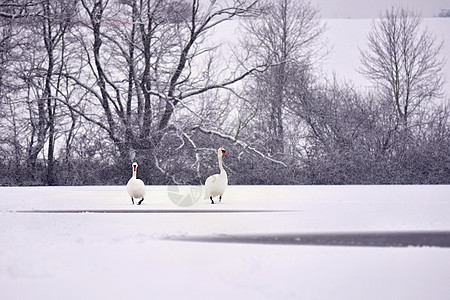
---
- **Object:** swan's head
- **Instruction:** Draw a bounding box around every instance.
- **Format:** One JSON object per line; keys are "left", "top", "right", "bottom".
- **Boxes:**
{"left": 218, "top": 147, "right": 226, "bottom": 157}
{"left": 132, "top": 162, "right": 138, "bottom": 171}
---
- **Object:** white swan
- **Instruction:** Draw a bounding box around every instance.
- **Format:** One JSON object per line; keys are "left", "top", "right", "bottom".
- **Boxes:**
{"left": 205, "top": 147, "right": 228, "bottom": 204}
{"left": 126, "top": 162, "right": 146, "bottom": 205}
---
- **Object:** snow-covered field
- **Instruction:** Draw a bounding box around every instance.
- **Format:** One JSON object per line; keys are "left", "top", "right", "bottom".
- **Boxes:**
{"left": 1, "top": 185, "right": 450, "bottom": 300}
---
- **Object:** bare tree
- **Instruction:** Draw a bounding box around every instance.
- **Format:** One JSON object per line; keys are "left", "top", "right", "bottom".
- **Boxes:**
{"left": 0, "top": 1, "right": 48, "bottom": 181}
{"left": 66, "top": 0, "right": 260, "bottom": 183}
{"left": 360, "top": 6, "right": 444, "bottom": 128}
{"left": 240, "top": 0, "right": 325, "bottom": 156}
{"left": 40, "top": 0, "right": 78, "bottom": 184}
{"left": 0, "top": 0, "right": 81, "bottom": 184}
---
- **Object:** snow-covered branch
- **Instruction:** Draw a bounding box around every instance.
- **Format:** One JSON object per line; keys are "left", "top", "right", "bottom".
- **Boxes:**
{"left": 153, "top": 153, "right": 182, "bottom": 185}
{"left": 193, "top": 126, "right": 287, "bottom": 167}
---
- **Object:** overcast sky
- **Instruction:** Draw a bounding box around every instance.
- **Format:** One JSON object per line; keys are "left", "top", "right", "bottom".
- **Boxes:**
{"left": 313, "top": 0, "right": 448, "bottom": 18}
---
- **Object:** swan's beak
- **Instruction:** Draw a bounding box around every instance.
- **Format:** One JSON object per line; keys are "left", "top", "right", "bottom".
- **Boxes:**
{"left": 133, "top": 165, "right": 137, "bottom": 171}
{"left": 222, "top": 150, "right": 226, "bottom": 157}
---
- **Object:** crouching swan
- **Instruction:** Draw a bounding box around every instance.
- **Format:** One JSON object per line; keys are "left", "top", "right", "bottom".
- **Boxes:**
{"left": 205, "top": 147, "right": 228, "bottom": 204}
{"left": 126, "top": 162, "right": 146, "bottom": 205}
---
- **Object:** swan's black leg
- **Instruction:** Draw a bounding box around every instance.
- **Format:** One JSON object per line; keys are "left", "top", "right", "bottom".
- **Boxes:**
{"left": 219, "top": 196, "right": 222, "bottom": 203}
{"left": 138, "top": 198, "right": 144, "bottom": 205}
{"left": 210, "top": 196, "right": 214, "bottom": 204}
{"left": 131, "top": 197, "right": 134, "bottom": 204}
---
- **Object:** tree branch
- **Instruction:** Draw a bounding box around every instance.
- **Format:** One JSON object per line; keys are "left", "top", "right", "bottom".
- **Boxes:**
{"left": 193, "top": 125, "right": 287, "bottom": 167}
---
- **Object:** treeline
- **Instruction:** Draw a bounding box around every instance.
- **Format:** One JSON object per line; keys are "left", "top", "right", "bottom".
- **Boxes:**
{"left": 0, "top": 0, "right": 449, "bottom": 186}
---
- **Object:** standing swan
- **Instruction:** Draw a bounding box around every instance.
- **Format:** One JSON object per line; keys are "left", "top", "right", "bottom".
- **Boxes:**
{"left": 205, "top": 147, "right": 228, "bottom": 204}
{"left": 126, "top": 162, "right": 146, "bottom": 205}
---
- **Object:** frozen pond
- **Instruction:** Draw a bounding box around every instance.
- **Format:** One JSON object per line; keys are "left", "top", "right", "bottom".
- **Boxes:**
{"left": 1, "top": 185, "right": 450, "bottom": 299}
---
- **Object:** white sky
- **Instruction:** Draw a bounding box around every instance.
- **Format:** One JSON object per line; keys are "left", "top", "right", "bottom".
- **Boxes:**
{"left": 312, "top": 0, "right": 449, "bottom": 18}
{"left": 320, "top": 18, "right": 450, "bottom": 97}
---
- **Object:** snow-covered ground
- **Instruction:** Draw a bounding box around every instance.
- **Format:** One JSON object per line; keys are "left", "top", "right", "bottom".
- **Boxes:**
{"left": 1, "top": 185, "right": 450, "bottom": 300}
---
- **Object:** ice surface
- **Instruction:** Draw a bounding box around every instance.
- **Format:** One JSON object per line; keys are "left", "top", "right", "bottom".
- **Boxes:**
{"left": 1, "top": 185, "right": 450, "bottom": 300}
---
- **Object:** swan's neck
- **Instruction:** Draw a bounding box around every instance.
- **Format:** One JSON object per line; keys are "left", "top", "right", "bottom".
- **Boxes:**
{"left": 132, "top": 169, "right": 137, "bottom": 178}
{"left": 218, "top": 154, "right": 225, "bottom": 174}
